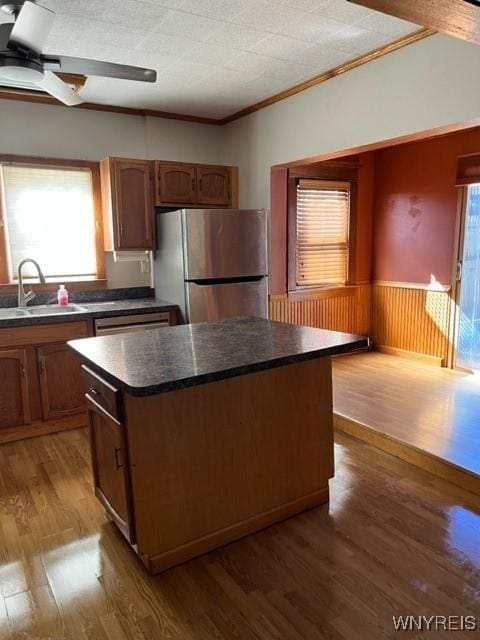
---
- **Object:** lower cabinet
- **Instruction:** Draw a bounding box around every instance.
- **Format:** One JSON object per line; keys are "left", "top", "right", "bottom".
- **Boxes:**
{"left": 0, "top": 348, "right": 30, "bottom": 429}
{"left": 87, "top": 397, "right": 135, "bottom": 543}
{"left": 0, "top": 321, "right": 89, "bottom": 432}
{"left": 37, "top": 343, "right": 85, "bottom": 420}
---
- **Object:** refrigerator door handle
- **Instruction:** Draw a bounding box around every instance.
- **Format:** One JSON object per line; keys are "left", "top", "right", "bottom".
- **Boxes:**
{"left": 188, "top": 275, "right": 265, "bottom": 286}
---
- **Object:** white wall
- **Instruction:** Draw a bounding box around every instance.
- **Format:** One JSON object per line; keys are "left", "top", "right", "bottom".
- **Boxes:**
{"left": 221, "top": 34, "right": 480, "bottom": 208}
{"left": 0, "top": 100, "right": 223, "bottom": 287}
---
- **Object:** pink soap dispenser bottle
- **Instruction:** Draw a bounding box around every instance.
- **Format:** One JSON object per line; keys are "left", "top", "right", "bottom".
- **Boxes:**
{"left": 57, "top": 284, "right": 69, "bottom": 306}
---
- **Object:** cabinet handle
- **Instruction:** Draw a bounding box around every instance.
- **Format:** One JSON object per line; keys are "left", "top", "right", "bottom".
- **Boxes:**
{"left": 120, "top": 223, "right": 125, "bottom": 238}
{"left": 38, "top": 360, "right": 44, "bottom": 375}
{"left": 114, "top": 447, "right": 124, "bottom": 469}
{"left": 89, "top": 386, "right": 100, "bottom": 397}
{"left": 20, "top": 363, "right": 25, "bottom": 377}
{"left": 191, "top": 178, "right": 195, "bottom": 191}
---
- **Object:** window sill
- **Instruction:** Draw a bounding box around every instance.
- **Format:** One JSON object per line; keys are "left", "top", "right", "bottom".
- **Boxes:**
{"left": 286, "top": 285, "right": 358, "bottom": 301}
{"left": 0, "top": 279, "right": 107, "bottom": 295}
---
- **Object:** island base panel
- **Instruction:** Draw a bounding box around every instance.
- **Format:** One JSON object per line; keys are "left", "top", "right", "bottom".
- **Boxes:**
{"left": 144, "top": 486, "right": 329, "bottom": 574}
{"left": 125, "top": 356, "right": 334, "bottom": 574}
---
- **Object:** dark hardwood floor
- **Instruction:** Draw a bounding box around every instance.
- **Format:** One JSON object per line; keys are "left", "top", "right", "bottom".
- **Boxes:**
{"left": 0, "top": 427, "right": 479, "bottom": 639}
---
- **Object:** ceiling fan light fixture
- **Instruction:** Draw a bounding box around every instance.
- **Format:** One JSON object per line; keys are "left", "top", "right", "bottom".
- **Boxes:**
{"left": 0, "top": 57, "right": 43, "bottom": 82}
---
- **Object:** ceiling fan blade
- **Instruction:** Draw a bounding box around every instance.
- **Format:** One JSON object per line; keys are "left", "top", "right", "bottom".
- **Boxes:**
{"left": 8, "top": 1, "right": 55, "bottom": 54}
{"left": 36, "top": 70, "right": 84, "bottom": 106}
{"left": 42, "top": 54, "right": 157, "bottom": 83}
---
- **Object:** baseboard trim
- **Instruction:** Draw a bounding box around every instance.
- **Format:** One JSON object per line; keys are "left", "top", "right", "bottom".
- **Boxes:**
{"left": 0, "top": 413, "right": 87, "bottom": 445}
{"left": 375, "top": 344, "right": 444, "bottom": 367}
{"left": 334, "top": 413, "right": 479, "bottom": 496}
{"left": 142, "top": 486, "right": 330, "bottom": 574}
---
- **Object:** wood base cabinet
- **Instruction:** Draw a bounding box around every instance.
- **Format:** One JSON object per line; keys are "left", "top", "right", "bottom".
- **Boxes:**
{"left": 0, "top": 321, "right": 89, "bottom": 439}
{"left": 87, "top": 397, "right": 135, "bottom": 543}
{"left": 0, "top": 349, "right": 30, "bottom": 428}
{"left": 38, "top": 343, "right": 85, "bottom": 420}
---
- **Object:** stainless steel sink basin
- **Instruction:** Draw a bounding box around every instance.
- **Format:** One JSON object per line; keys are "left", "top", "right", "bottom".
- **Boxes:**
{"left": 0, "top": 308, "right": 29, "bottom": 319}
{"left": 25, "top": 304, "right": 87, "bottom": 316}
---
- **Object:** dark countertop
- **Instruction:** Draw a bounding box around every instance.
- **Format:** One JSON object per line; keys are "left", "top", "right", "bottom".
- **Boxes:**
{"left": 0, "top": 298, "right": 177, "bottom": 328}
{"left": 69, "top": 316, "right": 369, "bottom": 397}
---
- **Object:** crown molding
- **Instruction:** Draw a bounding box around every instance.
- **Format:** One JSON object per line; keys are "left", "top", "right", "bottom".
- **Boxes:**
{"left": 0, "top": 28, "right": 434, "bottom": 127}
{"left": 218, "top": 28, "right": 435, "bottom": 124}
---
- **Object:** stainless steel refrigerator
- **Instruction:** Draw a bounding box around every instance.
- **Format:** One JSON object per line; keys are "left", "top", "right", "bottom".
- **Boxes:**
{"left": 153, "top": 208, "right": 268, "bottom": 323}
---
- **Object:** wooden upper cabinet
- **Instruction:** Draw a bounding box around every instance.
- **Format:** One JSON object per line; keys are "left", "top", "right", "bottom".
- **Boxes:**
{"left": 37, "top": 344, "right": 85, "bottom": 420}
{"left": 100, "top": 157, "right": 155, "bottom": 251}
{"left": 196, "top": 166, "right": 230, "bottom": 206}
{"left": 155, "top": 161, "right": 238, "bottom": 208}
{"left": 0, "top": 349, "right": 30, "bottom": 429}
{"left": 156, "top": 163, "right": 197, "bottom": 205}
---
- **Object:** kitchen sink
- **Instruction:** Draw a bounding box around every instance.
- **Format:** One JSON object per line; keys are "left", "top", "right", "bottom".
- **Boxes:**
{"left": 0, "top": 308, "right": 29, "bottom": 318}
{"left": 24, "top": 304, "right": 88, "bottom": 315}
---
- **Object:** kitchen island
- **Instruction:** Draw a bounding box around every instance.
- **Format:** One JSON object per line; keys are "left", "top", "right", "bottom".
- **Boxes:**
{"left": 69, "top": 317, "right": 368, "bottom": 574}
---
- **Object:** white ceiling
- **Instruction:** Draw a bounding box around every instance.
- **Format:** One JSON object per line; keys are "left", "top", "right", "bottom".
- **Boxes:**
{"left": 2, "top": 0, "right": 420, "bottom": 119}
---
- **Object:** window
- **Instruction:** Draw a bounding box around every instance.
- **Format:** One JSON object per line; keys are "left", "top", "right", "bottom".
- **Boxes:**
{"left": 0, "top": 160, "right": 103, "bottom": 283}
{"left": 294, "top": 179, "right": 350, "bottom": 288}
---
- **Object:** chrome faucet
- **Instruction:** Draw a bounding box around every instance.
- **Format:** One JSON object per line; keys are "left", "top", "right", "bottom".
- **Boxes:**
{"left": 17, "top": 259, "right": 46, "bottom": 308}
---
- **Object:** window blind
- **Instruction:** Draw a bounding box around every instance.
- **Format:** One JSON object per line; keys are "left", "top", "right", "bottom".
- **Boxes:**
{"left": 296, "top": 179, "right": 350, "bottom": 287}
{"left": 1, "top": 163, "right": 97, "bottom": 280}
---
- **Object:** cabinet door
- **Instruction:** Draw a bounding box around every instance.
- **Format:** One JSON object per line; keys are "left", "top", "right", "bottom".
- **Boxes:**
{"left": 196, "top": 166, "right": 230, "bottom": 206}
{"left": 156, "top": 163, "right": 197, "bottom": 205}
{"left": 88, "top": 400, "right": 135, "bottom": 543}
{"left": 0, "top": 349, "right": 30, "bottom": 429}
{"left": 38, "top": 344, "right": 85, "bottom": 420}
{"left": 112, "top": 159, "right": 154, "bottom": 249}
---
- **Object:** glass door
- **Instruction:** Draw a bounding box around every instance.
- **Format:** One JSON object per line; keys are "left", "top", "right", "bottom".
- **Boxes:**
{"left": 456, "top": 184, "right": 480, "bottom": 371}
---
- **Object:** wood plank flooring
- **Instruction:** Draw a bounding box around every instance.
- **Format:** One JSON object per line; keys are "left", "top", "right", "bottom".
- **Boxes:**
{"left": 0, "top": 427, "right": 479, "bottom": 639}
{"left": 333, "top": 352, "right": 480, "bottom": 494}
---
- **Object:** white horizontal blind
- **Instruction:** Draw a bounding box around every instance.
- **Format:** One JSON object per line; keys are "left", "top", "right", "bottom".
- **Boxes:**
{"left": 1, "top": 163, "right": 97, "bottom": 280}
{"left": 296, "top": 179, "right": 350, "bottom": 287}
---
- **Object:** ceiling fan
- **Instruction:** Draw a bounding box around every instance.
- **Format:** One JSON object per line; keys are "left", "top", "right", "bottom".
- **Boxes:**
{"left": 0, "top": 0, "right": 156, "bottom": 106}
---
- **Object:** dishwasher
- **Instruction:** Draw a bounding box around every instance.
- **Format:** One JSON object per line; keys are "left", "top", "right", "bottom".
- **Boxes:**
{"left": 94, "top": 312, "right": 171, "bottom": 336}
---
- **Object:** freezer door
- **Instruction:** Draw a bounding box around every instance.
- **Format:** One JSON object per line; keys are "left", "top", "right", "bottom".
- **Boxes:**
{"left": 186, "top": 278, "right": 268, "bottom": 323}
{"left": 183, "top": 209, "right": 267, "bottom": 279}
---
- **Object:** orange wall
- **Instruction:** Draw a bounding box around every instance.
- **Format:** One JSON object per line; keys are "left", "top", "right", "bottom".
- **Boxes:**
{"left": 373, "top": 128, "right": 480, "bottom": 284}
{"left": 356, "top": 153, "right": 375, "bottom": 283}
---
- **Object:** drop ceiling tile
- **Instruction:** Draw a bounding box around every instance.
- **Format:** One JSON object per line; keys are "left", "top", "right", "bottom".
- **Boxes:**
{"left": 100, "top": 1, "right": 171, "bottom": 29}
{"left": 293, "top": 42, "right": 350, "bottom": 69}
{"left": 140, "top": 0, "right": 187, "bottom": 8}
{"left": 331, "top": 24, "right": 392, "bottom": 54}
{"left": 204, "top": 23, "right": 266, "bottom": 51}
{"left": 271, "top": 0, "right": 330, "bottom": 11}
{"left": 182, "top": 42, "right": 238, "bottom": 67}
{"left": 232, "top": 1, "right": 306, "bottom": 33}
{"left": 181, "top": 0, "right": 255, "bottom": 19}
{"left": 314, "top": 0, "right": 374, "bottom": 25}
{"left": 249, "top": 34, "right": 315, "bottom": 62}
{"left": 357, "top": 11, "right": 420, "bottom": 36}
{"left": 134, "top": 31, "right": 197, "bottom": 58}
{"left": 281, "top": 13, "right": 345, "bottom": 43}
{"left": 225, "top": 51, "right": 273, "bottom": 74}
{"left": 154, "top": 10, "right": 225, "bottom": 42}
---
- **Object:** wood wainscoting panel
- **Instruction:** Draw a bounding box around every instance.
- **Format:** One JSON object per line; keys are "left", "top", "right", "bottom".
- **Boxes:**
{"left": 371, "top": 283, "right": 452, "bottom": 362}
{"left": 269, "top": 284, "right": 370, "bottom": 336}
